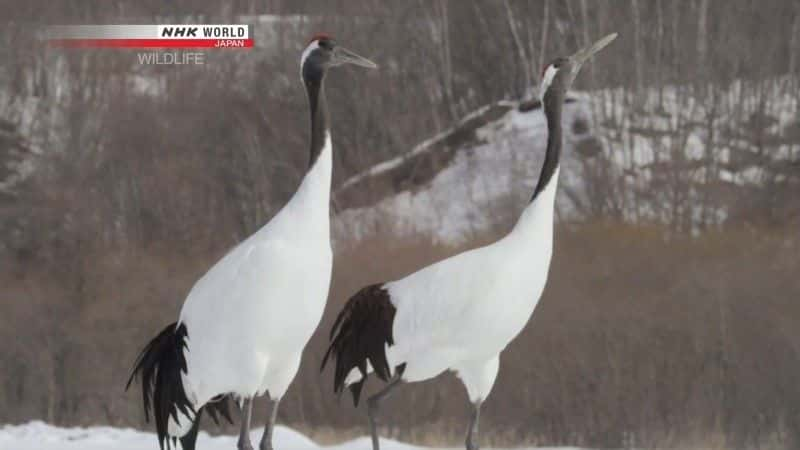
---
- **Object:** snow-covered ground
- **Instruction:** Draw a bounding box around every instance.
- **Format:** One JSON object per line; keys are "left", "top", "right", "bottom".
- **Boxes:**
{"left": 0, "top": 421, "right": 585, "bottom": 450}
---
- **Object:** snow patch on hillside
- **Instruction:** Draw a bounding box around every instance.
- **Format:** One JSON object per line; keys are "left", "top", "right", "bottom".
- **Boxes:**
{"left": 333, "top": 78, "right": 800, "bottom": 245}
{"left": 333, "top": 94, "right": 596, "bottom": 246}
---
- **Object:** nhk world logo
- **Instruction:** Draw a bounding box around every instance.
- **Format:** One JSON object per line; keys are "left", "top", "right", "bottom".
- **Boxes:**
{"left": 159, "top": 25, "right": 247, "bottom": 40}
{"left": 45, "top": 24, "right": 253, "bottom": 49}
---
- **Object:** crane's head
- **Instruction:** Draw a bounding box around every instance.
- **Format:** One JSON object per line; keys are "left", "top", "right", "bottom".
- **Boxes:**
{"left": 540, "top": 33, "right": 617, "bottom": 100}
{"left": 301, "top": 34, "right": 377, "bottom": 83}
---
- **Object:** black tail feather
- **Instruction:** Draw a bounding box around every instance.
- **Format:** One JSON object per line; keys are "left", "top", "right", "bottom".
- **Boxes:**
{"left": 127, "top": 322, "right": 196, "bottom": 450}
{"left": 321, "top": 284, "right": 399, "bottom": 406}
{"left": 348, "top": 379, "right": 366, "bottom": 406}
{"left": 205, "top": 394, "right": 234, "bottom": 426}
{"left": 175, "top": 398, "right": 234, "bottom": 450}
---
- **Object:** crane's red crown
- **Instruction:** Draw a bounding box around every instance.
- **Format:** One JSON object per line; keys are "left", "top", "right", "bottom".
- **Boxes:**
{"left": 307, "top": 33, "right": 333, "bottom": 45}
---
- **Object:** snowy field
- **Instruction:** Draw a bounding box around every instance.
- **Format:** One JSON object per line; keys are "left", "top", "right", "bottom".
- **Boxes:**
{"left": 0, "top": 422, "right": 585, "bottom": 450}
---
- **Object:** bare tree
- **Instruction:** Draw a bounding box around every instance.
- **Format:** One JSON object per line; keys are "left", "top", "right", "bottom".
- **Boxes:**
{"left": 538, "top": 0, "right": 550, "bottom": 78}
{"left": 790, "top": 2, "right": 800, "bottom": 76}
{"left": 696, "top": 0, "right": 711, "bottom": 89}
{"left": 631, "top": 0, "right": 644, "bottom": 94}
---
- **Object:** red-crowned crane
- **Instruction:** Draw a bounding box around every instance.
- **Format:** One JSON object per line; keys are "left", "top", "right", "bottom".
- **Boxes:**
{"left": 127, "top": 35, "right": 376, "bottom": 450}
{"left": 322, "top": 33, "right": 617, "bottom": 450}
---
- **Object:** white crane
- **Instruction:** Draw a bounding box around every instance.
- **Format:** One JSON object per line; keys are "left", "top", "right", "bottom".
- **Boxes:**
{"left": 127, "top": 34, "right": 376, "bottom": 450}
{"left": 322, "top": 33, "right": 616, "bottom": 450}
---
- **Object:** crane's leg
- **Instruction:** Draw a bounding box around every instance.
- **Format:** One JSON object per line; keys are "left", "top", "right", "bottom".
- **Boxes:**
{"left": 455, "top": 356, "right": 498, "bottom": 450}
{"left": 237, "top": 398, "right": 254, "bottom": 450}
{"left": 366, "top": 377, "right": 402, "bottom": 450}
{"left": 258, "top": 395, "right": 281, "bottom": 450}
{"left": 465, "top": 400, "right": 482, "bottom": 450}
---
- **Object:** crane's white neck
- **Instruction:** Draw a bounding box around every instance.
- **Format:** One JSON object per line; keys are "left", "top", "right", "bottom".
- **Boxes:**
{"left": 285, "top": 132, "right": 332, "bottom": 232}
{"left": 510, "top": 167, "right": 559, "bottom": 242}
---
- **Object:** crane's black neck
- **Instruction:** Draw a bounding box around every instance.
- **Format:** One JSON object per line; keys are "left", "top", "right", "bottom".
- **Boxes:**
{"left": 530, "top": 90, "right": 563, "bottom": 202}
{"left": 304, "top": 75, "right": 330, "bottom": 169}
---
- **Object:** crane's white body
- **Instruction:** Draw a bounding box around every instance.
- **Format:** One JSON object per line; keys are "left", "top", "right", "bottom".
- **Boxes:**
{"left": 379, "top": 168, "right": 558, "bottom": 402}
{"left": 326, "top": 34, "right": 615, "bottom": 450}
{"left": 178, "top": 134, "right": 333, "bottom": 413}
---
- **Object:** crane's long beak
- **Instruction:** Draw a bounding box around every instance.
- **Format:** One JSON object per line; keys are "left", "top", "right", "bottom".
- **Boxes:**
{"left": 332, "top": 46, "right": 378, "bottom": 69}
{"left": 569, "top": 33, "right": 617, "bottom": 72}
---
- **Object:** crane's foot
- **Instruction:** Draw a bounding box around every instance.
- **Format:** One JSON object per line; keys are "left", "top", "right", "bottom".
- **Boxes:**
{"left": 237, "top": 397, "right": 255, "bottom": 450}
{"left": 367, "top": 397, "right": 381, "bottom": 450}
{"left": 366, "top": 375, "right": 402, "bottom": 450}
{"left": 464, "top": 400, "right": 481, "bottom": 450}
{"left": 258, "top": 434, "right": 274, "bottom": 450}
{"left": 237, "top": 438, "right": 255, "bottom": 450}
{"left": 258, "top": 395, "right": 280, "bottom": 450}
